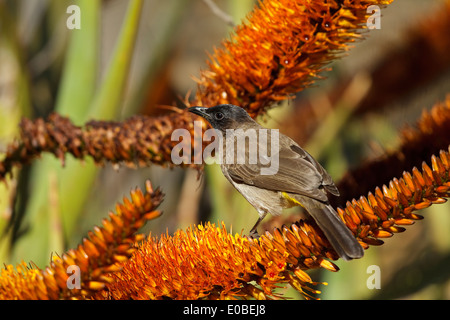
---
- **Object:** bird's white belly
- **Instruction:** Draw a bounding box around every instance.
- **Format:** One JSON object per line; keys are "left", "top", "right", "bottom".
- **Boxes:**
{"left": 225, "top": 177, "right": 284, "bottom": 217}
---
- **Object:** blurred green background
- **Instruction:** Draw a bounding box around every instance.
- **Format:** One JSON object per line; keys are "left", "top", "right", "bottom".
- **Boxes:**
{"left": 0, "top": 0, "right": 449, "bottom": 299}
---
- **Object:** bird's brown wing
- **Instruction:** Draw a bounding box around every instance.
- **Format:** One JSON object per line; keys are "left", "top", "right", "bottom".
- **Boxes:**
{"left": 289, "top": 144, "right": 340, "bottom": 196}
{"left": 225, "top": 137, "right": 333, "bottom": 203}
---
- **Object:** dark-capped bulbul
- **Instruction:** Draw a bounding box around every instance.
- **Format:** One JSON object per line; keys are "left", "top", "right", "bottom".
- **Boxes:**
{"left": 188, "top": 104, "right": 364, "bottom": 261}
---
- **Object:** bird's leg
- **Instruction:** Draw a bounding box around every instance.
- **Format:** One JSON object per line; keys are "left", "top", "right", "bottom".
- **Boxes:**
{"left": 249, "top": 214, "right": 265, "bottom": 239}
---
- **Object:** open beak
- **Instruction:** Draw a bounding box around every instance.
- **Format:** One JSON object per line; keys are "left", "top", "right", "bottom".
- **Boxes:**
{"left": 188, "top": 106, "right": 210, "bottom": 120}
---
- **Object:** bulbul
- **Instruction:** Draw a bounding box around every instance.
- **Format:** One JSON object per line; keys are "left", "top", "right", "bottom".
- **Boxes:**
{"left": 189, "top": 104, "right": 364, "bottom": 261}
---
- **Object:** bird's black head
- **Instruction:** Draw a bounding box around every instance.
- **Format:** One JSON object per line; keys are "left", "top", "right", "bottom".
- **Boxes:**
{"left": 188, "top": 104, "right": 254, "bottom": 132}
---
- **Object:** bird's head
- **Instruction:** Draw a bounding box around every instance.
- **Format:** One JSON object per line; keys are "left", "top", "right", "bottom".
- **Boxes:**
{"left": 188, "top": 104, "right": 254, "bottom": 132}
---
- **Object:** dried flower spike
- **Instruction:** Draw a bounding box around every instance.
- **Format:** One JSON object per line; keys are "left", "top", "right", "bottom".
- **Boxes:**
{"left": 0, "top": 112, "right": 206, "bottom": 180}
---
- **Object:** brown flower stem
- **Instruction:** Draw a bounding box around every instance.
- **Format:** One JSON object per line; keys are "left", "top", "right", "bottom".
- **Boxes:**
{"left": 0, "top": 111, "right": 205, "bottom": 180}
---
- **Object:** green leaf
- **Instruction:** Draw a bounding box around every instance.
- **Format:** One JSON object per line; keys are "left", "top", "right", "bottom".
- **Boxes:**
{"left": 55, "top": 0, "right": 100, "bottom": 124}
{"left": 10, "top": 0, "right": 101, "bottom": 267}
{"left": 0, "top": 1, "right": 32, "bottom": 264}
{"left": 88, "top": 0, "right": 143, "bottom": 120}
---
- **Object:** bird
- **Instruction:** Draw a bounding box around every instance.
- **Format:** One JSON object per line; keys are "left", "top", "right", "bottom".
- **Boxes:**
{"left": 188, "top": 104, "right": 364, "bottom": 261}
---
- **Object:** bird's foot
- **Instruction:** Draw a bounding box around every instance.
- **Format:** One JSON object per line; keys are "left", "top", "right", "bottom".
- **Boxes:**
{"left": 248, "top": 229, "right": 260, "bottom": 240}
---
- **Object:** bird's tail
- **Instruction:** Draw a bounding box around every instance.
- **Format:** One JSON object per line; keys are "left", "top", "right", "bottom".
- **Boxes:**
{"left": 307, "top": 203, "right": 364, "bottom": 261}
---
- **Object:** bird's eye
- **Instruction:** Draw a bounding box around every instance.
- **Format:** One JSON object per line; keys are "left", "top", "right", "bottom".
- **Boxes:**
{"left": 214, "top": 112, "right": 224, "bottom": 120}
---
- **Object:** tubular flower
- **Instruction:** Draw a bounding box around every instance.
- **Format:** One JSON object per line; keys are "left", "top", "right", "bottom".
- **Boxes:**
{"left": 95, "top": 221, "right": 327, "bottom": 300}
{"left": 193, "top": 0, "right": 394, "bottom": 116}
{"left": 0, "top": 181, "right": 163, "bottom": 300}
{"left": 338, "top": 146, "right": 450, "bottom": 249}
{"left": 96, "top": 147, "right": 450, "bottom": 300}
{"left": 334, "top": 95, "right": 450, "bottom": 207}
{"left": 0, "top": 0, "right": 395, "bottom": 176}
{"left": 1, "top": 148, "right": 449, "bottom": 300}
{"left": 282, "top": 0, "right": 450, "bottom": 138}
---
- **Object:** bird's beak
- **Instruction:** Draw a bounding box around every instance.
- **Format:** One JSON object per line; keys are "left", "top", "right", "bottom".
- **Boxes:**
{"left": 188, "top": 106, "right": 210, "bottom": 120}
